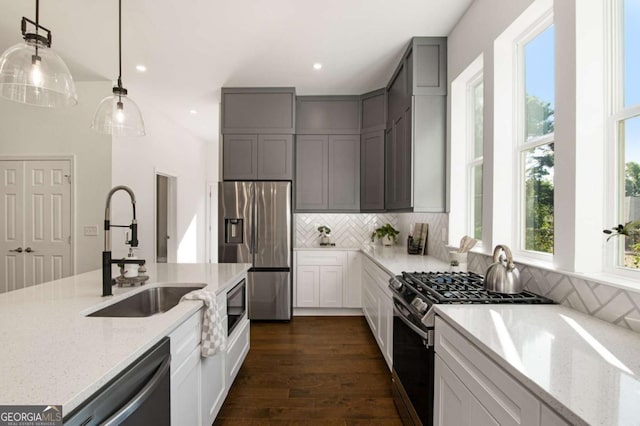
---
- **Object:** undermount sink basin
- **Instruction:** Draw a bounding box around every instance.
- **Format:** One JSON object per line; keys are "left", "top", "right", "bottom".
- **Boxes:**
{"left": 88, "top": 286, "right": 205, "bottom": 317}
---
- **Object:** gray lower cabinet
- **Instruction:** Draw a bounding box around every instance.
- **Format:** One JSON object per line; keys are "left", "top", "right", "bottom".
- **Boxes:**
{"left": 295, "top": 135, "right": 360, "bottom": 212}
{"left": 223, "top": 134, "right": 293, "bottom": 180}
{"left": 296, "top": 135, "right": 329, "bottom": 210}
{"left": 360, "top": 130, "right": 385, "bottom": 211}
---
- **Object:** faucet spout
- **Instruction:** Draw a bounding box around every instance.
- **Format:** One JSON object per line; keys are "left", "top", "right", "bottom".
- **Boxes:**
{"left": 104, "top": 185, "right": 138, "bottom": 251}
{"left": 103, "top": 185, "right": 139, "bottom": 296}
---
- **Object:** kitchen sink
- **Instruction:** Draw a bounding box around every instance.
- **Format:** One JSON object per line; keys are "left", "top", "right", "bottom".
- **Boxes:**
{"left": 88, "top": 286, "right": 205, "bottom": 317}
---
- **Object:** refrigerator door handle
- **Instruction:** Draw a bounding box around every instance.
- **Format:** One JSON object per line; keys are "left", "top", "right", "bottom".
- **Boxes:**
{"left": 250, "top": 183, "right": 256, "bottom": 257}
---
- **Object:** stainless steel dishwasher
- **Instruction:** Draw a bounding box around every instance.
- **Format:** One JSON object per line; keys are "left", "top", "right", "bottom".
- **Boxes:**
{"left": 64, "top": 337, "right": 170, "bottom": 425}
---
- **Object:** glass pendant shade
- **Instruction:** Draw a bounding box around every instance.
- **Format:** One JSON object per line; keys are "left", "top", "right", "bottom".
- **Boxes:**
{"left": 0, "top": 40, "right": 77, "bottom": 107}
{"left": 91, "top": 91, "right": 145, "bottom": 137}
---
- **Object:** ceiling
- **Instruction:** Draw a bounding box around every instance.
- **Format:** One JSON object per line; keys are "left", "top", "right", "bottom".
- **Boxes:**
{"left": 0, "top": 0, "right": 472, "bottom": 141}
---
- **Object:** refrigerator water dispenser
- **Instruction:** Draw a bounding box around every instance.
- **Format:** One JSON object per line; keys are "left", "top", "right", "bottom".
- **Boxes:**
{"left": 225, "top": 219, "right": 244, "bottom": 244}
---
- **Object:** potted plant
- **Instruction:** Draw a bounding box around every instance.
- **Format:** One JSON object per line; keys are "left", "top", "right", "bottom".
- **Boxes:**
{"left": 371, "top": 224, "right": 400, "bottom": 246}
{"left": 603, "top": 221, "right": 640, "bottom": 267}
{"left": 318, "top": 225, "right": 332, "bottom": 245}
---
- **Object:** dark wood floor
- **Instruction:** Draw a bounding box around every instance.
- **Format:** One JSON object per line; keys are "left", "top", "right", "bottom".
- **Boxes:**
{"left": 214, "top": 316, "right": 402, "bottom": 426}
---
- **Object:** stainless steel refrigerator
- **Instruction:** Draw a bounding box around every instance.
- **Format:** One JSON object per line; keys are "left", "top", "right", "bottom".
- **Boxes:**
{"left": 218, "top": 181, "right": 292, "bottom": 320}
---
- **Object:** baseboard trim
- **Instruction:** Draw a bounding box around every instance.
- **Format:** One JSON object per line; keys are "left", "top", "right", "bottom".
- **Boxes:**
{"left": 293, "top": 308, "right": 364, "bottom": 316}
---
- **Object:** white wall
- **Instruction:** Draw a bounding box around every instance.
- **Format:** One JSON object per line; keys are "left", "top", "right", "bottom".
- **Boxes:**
{"left": 111, "top": 97, "right": 210, "bottom": 264}
{"left": 0, "top": 81, "right": 113, "bottom": 274}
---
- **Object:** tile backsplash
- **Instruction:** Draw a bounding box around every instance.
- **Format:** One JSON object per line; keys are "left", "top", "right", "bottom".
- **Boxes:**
{"left": 468, "top": 252, "right": 640, "bottom": 333}
{"left": 295, "top": 213, "right": 398, "bottom": 248}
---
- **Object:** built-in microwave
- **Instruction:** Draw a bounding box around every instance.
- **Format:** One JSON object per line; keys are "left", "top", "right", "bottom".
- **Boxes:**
{"left": 227, "top": 279, "right": 246, "bottom": 336}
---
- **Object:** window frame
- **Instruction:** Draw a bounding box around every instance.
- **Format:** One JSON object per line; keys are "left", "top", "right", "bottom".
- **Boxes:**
{"left": 467, "top": 73, "right": 484, "bottom": 243}
{"left": 605, "top": 0, "right": 640, "bottom": 277}
{"left": 514, "top": 15, "right": 556, "bottom": 261}
{"left": 448, "top": 54, "right": 484, "bottom": 249}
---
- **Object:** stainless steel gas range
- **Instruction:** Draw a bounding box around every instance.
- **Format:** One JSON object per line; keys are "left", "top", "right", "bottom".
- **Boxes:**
{"left": 388, "top": 271, "right": 553, "bottom": 426}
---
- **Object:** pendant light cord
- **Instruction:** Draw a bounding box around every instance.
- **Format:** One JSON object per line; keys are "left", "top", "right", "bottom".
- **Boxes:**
{"left": 117, "top": 0, "right": 123, "bottom": 89}
{"left": 34, "top": 0, "right": 40, "bottom": 56}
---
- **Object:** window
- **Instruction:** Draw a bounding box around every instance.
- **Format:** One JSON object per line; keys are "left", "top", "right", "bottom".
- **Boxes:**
{"left": 518, "top": 23, "right": 555, "bottom": 255}
{"left": 448, "top": 55, "right": 483, "bottom": 247}
{"left": 613, "top": 0, "right": 640, "bottom": 269}
{"left": 468, "top": 77, "right": 484, "bottom": 241}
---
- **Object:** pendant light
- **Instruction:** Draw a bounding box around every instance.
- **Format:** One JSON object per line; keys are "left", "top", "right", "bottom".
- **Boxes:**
{"left": 0, "top": 0, "right": 77, "bottom": 107}
{"left": 92, "top": 0, "right": 145, "bottom": 137}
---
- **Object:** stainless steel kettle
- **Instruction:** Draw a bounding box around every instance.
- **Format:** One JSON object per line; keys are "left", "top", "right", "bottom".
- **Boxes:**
{"left": 484, "top": 245, "right": 522, "bottom": 294}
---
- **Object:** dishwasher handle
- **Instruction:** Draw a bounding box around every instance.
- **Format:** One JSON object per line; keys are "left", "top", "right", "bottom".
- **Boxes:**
{"left": 103, "top": 356, "right": 171, "bottom": 426}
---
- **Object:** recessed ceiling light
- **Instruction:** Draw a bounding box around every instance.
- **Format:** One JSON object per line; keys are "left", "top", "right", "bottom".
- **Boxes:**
{"left": 189, "top": 109, "right": 198, "bottom": 115}
{"left": 135, "top": 65, "right": 147, "bottom": 72}
{"left": 313, "top": 63, "right": 322, "bottom": 70}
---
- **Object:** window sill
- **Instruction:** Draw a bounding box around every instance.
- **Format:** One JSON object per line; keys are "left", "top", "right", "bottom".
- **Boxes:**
{"left": 468, "top": 247, "right": 640, "bottom": 293}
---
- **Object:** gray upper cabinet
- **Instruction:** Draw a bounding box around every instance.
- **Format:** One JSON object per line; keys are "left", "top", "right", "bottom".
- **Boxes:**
{"left": 328, "top": 135, "right": 360, "bottom": 211}
{"left": 296, "top": 96, "right": 361, "bottom": 135}
{"left": 361, "top": 89, "right": 386, "bottom": 132}
{"left": 360, "top": 130, "right": 385, "bottom": 211}
{"left": 223, "top": 134, "right": 258, "bottom": 180}
{"left": 257, "top": 135, "right": 293, "bottom": 180}
{"left": 411, "top": 38, "right": 447, "bottom": 96}
{"left": 223, "top": 134, "right": 293, "bottom": 180}
{"left": 296, "top": 135, "right": 329, "bottom": 210}
{"left": 221, "top": 88, "right": 295, "bottom": 134}
{"left": 385, "top": 36, "right": 447, "bottom": 212}
{"left": 295, "top": 134, "right": 360, "bottom": 212}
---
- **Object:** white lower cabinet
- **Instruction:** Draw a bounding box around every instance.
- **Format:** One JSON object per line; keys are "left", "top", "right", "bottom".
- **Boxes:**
{"left": 295, "top": 251, "right": 350, "bottom": 308}
{"left": 434, "top": 316, "right": 570, "bottom": 426}
{"left": 201, "top": 349, "right": 225, "bottom": 425}
{"left": 172, "top": 344, "right": 202, "bottom": 426}
{"left": 361, "top": 256, "right": 393, "bottom": 370}
{"left": 169, "top": 278, "right": 251, "bottom": 425}
{"left": 319, "top": 266, "right": 343, "bottom": 307}
{"left": 226, "top": 316, "right": 250, "bottom": 384}
{"left": 434, "top": 354, "right": 499, "bottom": 426}
{"left": 201, "top": 293, "right": 228, "bottom": 425}
{"left": 170, "top": 312, "right": 203, "bottom": 426}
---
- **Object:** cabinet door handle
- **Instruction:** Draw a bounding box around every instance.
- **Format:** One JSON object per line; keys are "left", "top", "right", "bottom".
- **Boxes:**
{"left": 9, "top": 247, "right": 23, "bottom": 253}
{"left": 25, "top": 247, "right": 35, "bottom": 253}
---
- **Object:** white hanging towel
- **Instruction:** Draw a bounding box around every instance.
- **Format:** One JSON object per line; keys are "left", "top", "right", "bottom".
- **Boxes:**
{"left": 181, "top": 289, "right": 226, "bottom": 356}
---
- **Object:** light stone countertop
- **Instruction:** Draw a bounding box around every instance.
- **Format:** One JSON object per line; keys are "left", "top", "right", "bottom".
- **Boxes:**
{"left": 295, "top": 245, "right": 452, "bottom": 276}
{"left": 435, "top": 304, "right": 640, "bottom": 426}
{"left": 0, "top": 262, "right": 250, "bottom": 414}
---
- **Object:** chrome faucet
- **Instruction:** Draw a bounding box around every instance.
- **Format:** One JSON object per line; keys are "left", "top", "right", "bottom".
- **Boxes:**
{"left": 102, "top": 186, "right": 145, "bottom": 296}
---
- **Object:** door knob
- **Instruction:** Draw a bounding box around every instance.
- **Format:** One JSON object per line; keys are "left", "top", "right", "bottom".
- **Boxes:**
{"left": 25, "top": 247, "right": 35, "bottom": 253}
{"left": 9, "top": 247, "right": 23, "bottom": 253}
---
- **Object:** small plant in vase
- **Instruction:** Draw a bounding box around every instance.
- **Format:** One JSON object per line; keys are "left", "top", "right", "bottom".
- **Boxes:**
{"left": 371, "top": 224, "right": 400, "bottom": 246}
{"left": 318, "top": 225, "right": 332, "bottom": 246}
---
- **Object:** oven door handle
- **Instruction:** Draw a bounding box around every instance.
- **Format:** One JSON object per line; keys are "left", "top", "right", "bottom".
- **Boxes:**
{"left": 393, "top": 304, "right": 430, "bottom": 340}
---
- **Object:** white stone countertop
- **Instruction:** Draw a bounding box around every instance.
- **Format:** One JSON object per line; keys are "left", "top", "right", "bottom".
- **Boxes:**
{"left": 0, "top": 262, "right": 250, "bottom": 414}
{"left": 435, "top": 304, "right": 640, "bottom": 426}
{"left": 295, "top": 245, "right": 451, "bottom": 276}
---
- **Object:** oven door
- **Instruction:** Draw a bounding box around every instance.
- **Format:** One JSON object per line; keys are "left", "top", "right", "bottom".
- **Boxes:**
{"left": 392, "top": 297, "right": 434, "bottom": 426}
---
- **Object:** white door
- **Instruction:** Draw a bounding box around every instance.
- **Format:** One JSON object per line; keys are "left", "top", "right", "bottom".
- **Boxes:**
{"left": 0, "top": 160, "right": 72, "bottom": 292}
{"left": 0, "top": 161, "right": 25, "bottom": 293}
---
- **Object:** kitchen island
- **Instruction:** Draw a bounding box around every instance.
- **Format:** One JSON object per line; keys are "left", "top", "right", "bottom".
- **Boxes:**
{"left": 0, "top": 262, "right": 250, "bottom": 414}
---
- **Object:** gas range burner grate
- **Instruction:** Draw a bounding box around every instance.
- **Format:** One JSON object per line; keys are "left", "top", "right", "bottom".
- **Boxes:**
{"left": 402, "top": 271, "right": 552, "bottom": 304}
